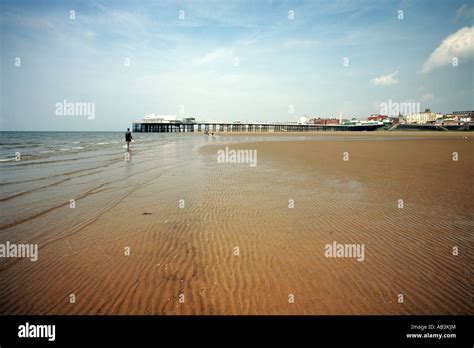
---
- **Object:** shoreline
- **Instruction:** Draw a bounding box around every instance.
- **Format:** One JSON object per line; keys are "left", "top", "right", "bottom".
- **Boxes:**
{"left": 204, "top": 130, "right": 471, "bottom": 137}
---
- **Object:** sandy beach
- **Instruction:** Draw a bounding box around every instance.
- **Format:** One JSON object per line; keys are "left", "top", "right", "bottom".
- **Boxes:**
{"left": 0, "top": 132, "right": 472, "bottom": 315}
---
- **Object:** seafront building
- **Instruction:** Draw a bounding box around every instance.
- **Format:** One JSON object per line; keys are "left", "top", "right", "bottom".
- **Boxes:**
{"left": 367, "top": 115, "right": 400, "bottom": 127}
{"left": 444, "top": 111, "right": 473, "bottom": 123}
{"left": 368, "top": 115, "right": 388, "bottom": 122}
{"left": 406, "top": 109, "right": 443, "bottom": 124}
{"left": 310, "top": 117, "right": 340, "bottom": 125}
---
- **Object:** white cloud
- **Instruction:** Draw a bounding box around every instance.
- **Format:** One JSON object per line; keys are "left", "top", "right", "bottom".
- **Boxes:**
{"left": 421, "top": 26, "right": 474, "bottom": 73}
{"left": 283, "top": 39, "right": 319, "bottom": 49}
{"left": 456, "top": 4, "right": 474, "bottom": 20}
{"left": 419, "top": 93, "right": 434, "bottom": 103}
{"left": 371, "top": 71, "right": 399, "bottom": 86}
{"left": 194, "top": 48, "right": 234, "bottom": 65}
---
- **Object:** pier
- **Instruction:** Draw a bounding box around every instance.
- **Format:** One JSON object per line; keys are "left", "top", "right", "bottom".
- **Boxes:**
{"left": 132, "top": 122, "right": 384, "bottom": 133}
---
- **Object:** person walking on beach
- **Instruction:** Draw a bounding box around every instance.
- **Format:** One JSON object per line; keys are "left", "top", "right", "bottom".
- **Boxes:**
{"left": 125, "top": 128, "right": 133, "bottom": 151}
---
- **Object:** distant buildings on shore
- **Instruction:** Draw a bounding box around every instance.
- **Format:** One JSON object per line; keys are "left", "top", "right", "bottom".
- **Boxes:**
{"left": 403, "top": 109, "right": 472, "bottom": 126}
{"left": 307, "top": 115, "right": 398, "bottom": 127}
{"left": 311, "top": 117, "right": 340, "bottom": 125}
{"left": 405, "top": 109, "right": 443, "bottom": 125}
{"left": 133, "top": 109, "right": 473, "bottom": 132}
{"left": 443, "top": 111, "right": 473, "bottom": 123}
{"left": 305, "top": 109, "right": 473, "bottom": 127}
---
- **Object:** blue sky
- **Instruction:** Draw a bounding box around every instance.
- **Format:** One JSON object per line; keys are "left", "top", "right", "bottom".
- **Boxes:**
{"left": 1, "top": 0, "right": 473, "bottom": 131}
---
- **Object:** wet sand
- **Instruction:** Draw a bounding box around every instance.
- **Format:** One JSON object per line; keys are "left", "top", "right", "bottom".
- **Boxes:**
{"left": 0, "top": 132, "right": 472, "bottom": 314}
